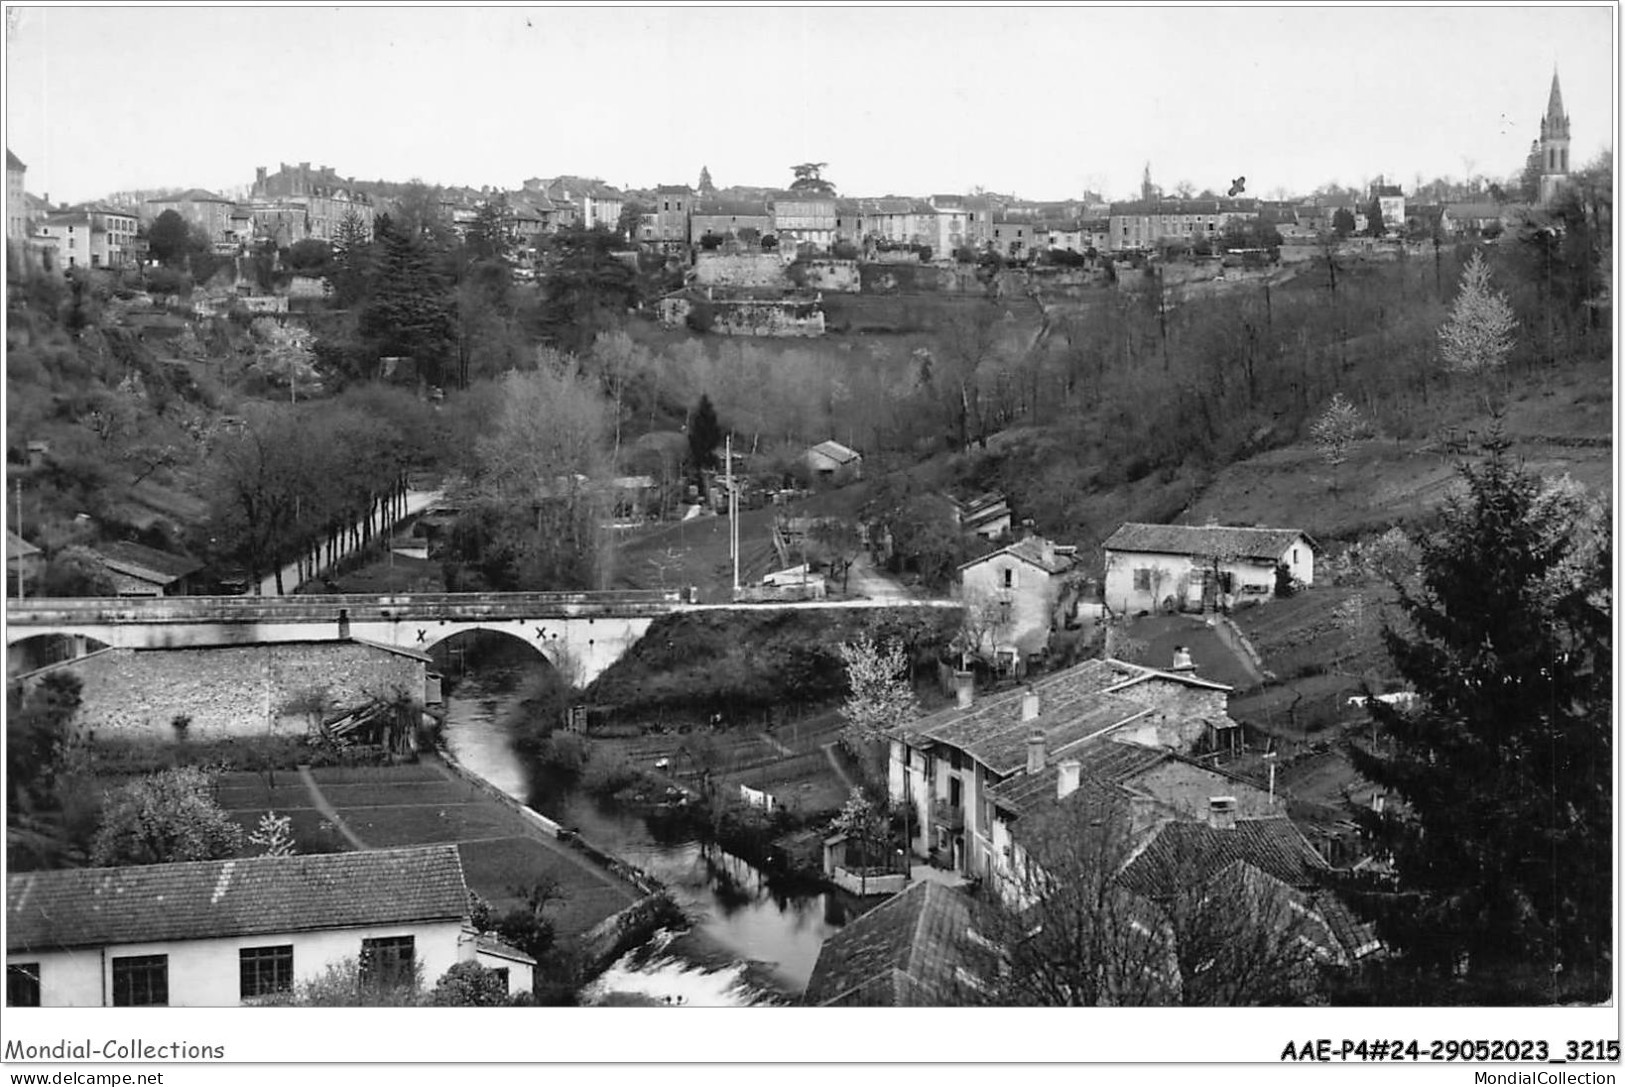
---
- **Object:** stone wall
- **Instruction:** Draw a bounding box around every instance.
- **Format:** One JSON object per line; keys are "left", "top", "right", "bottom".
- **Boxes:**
{"left": 857, "top": 262, "right": 986, "bottom": 295}
{"left": 692, "top": 252, "right": 790, "bottom": 289}
{"left": 50, "top": 641, "right": 426, "bottom": 742}
{"left": 792, "top": 260, "right": 860, "bottom": 293}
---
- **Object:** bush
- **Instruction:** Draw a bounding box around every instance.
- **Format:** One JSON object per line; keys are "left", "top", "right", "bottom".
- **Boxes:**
{"left": 579, "top": 755, "right": 646, "bottom": 798}
{"left": 89, "top": 766, "right": 245, "bottom": 866}
{"left": 428, "top": 962, "right": 511, "bottom": 1006}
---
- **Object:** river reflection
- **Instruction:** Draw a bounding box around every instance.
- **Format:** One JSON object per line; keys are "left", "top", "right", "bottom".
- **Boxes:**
{"left": 438, "top": 654, "right": 842, "bottom": 1006}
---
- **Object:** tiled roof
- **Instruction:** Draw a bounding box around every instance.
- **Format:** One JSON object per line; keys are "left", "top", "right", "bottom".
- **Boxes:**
{"left": 990, "top": 736, "right": 1169, "bottom": 813}
{"left": 807, "top": 439, "right": 861, "bottom": 464}
{"left": 7, "top": 530, "right": 41, "bottom": 561}
{"left": 7, "top": 148, "right": 25, "bottom": 171}
{"left": 1102, "top": 523, "right": 1315, "bottom": 562}
{"left": 474, "top": 933, "right": 537, "bottom": 965}
{"left": 960, "top": 535, "right": 1077, "bottom": 575}
{"left": 8, "top": 846, "right": 469, "bottom": 953}
{"left": 803, "top": 881, "right": 993, "bottom": 1006}
{"left": 93, "top": 540, "right": 203, "bottom": 584}
{"left": 1374, "top": 186, "right": 1404, "bottom": 198}
{"left": 1117, "top": 816, "right": 1329, "bottom": 897}
{"left": 655, "top": 184, "right": 694, "bottom": 195}
{"left": 1444, "top": 203, "right": 1504, "bottom": 220}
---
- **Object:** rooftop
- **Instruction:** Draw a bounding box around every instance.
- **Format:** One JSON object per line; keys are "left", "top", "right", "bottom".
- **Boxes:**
{"left": 1117, "top": 816, "right": 1330, "bottom": 897}
{"left": 802, "top": 880, "right": 994, "bottom": 1006}
{"left": 8, "top": 846, "right": 469, "bottom": 953}
{"left": 93, "top": 540, "right": 204, "bottom": 584}
{"left": 960, "top": 535, "right": 1077, "bottom": 575}
{"left": 1102, "top": 523, "right": 1315, "bottom": 562}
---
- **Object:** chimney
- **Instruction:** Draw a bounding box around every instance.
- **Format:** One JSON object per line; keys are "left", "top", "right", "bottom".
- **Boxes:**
{"left": 1021, "top": 687, "right": 1040, "bottom": 722}
{"left": 255, "top": 166, "right": 267, "bottom": 187}
{"left": 954, "top": 670, "right": 974, "bottom": 709}
{"left": 1208, "top": 796, "right": 1237, "bottom": 831}
{"left": 1056, "top": 759, "right": 1082, "bottom": 800}
{"left": 1026, "top": 731, "right": 1046, "bottom": 774}
{"left": 1171, "top": 645, "right": 1195, "bottom": 672}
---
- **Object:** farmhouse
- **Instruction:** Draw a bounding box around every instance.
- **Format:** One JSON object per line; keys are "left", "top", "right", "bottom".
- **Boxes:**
{"left": 5, "top": 846, "right": 530, "bottom": 1006}
{"left": 1102, "top": 523, "right": 1316, "bottom": 614}
{"left": 957, "top": 535, "right": 1078, "bottom": 669}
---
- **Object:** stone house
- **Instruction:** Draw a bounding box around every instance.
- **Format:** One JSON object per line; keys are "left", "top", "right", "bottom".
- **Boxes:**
{"left": 5, "top": 846, "right": 532, "bottom": 1006}
{"left": 251, "top": 163, "right": 376, "bottom": 242}
{"left": 653, "top": 184, "right": 694, "bottom": 243}
{"left": 1101, "top": 523, "right": 1316, "bottom": 615}
{"left": 1372, "top": 184, "right": 1406, "bottom": 235}
{"left": 140, "top": 189, "right": 236, "bottom": 240}
{"left": 772, "top": 192, "right": 837, "bottom": 250}
{"left": 989, "top": 219, "right": 1033, "bottom": 260}
{"left": 888, "top": 657, "right": 1238, "bottom": 880}
{"left": 957, "top": 535, "right": 1078, "bottom": 666}
{"left": 690, "top": 198, "right": 774, "bottom": 245}
{"left": 1107, "top": 198, "right": 1259, "bottom": 253}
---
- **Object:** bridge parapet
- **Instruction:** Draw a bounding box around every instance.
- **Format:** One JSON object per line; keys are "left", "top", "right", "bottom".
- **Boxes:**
{"left": 7, "top": 590, "right": 685, "bottom": 627}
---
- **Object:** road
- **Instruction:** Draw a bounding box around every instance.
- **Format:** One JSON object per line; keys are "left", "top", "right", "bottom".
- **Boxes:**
{"left": 256, "top": 488, "right": 444, "bottom": 598}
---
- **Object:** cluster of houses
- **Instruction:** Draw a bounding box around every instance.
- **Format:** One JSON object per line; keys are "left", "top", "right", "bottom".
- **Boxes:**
{"left": 804, "top": 641, "right": 1373, "bottom": 1006}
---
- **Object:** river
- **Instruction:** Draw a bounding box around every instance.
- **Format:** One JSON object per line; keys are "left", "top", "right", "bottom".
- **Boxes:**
{"left": 436, "top": 642, "right": 846, "bottom": 1007}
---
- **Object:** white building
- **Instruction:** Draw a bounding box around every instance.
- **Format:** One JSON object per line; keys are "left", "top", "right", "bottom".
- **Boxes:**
{"left": 1101, "top": 523, "right": 1316, "bottom": 614}
{"left": 6, "top": 846, "right": 531, "bottom": 1006}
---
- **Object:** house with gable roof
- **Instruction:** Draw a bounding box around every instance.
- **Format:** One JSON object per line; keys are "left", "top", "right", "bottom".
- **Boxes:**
{"left": 804, "top": 439, "right": 862, "bottom": 483}
{"left": 91, "top": 540, "right": 204, "bottom": 597}
{"left": 957, "top": 535, "right": 1078, "bottom": 668}
{"left": 1102, "top": 522, "right": 1317, "bottom": 614}
{"left": 802, "top": 880, "right": 997, "bottom": 1006}
{"left": 888, "top": 656, "right": 1240, "bottom": 880}
{"left": 5, "top": 845, "right": 533, "bottom": 1006}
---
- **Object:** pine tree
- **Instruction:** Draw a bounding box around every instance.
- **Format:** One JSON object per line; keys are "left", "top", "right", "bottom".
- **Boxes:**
{"left": 698, "top": 165, "right": 715, "bottom": 194}
{"left": 359, "top": 214, "right": 455, "bottom": 384}
{"left": 1439, "top": 251, "right": 1518, "bottom": 375}
{"left": 1347, "top": 434, "right": 1612, "bottom": 1002}
{"left": 327, "top": 210, "right": 374, "bottom": 309}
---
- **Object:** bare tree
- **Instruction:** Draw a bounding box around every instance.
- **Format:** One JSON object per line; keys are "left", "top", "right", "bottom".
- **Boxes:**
{"left": 955, "top": 588, "right": 1009, "bottom": 671}
{"left": 982, "top": 797, "right": 1339, "bottom": 1006}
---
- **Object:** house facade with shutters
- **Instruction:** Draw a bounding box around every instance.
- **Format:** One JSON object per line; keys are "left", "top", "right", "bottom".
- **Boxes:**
{"left": 887, "top": 658, "right": 1237, "bottom": 881}
{"left": 4, "top": 846, "right": 529, "bottom": 1007}
{"left": 1102, "top": 523, "right": 1316, "bottom": 614}
{"left": 957, "top": 535, "right": 1078, "bottom": 666}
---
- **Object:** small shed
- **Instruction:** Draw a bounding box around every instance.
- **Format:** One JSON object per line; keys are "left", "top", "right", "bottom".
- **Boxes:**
{"left": 92, "top": 540, "right": 204, "bottom": 597}
{"left": 804, "top": 439, "right": 863, "bottom": 483}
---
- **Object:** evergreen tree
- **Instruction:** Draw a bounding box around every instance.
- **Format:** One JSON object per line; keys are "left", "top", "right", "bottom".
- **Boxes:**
{"left": 698, "top": 165, "right": 715, "bottom": 194}
{"left": 1365, "top": 197, "right": 1386, "bottom": 238}
{"left": 359, "top": 213, "right": 455, "bottom": 385}
{"left": 464, "top": 197, "right": 511, "bottom": 264}
{"left": 687, "top": 394, "right": 722, "bottom": 473}
{"left": 1347, "top": 434, "right": 1612, "bottom": 1002}
{"left": 1438, "top": 250, "right": 1518, "bottom": 375}
{"left": 1332, "top": 208, "right": 1356, "bottom": 237}
{"left": 326, "top": 210, "right": 374, "bottom": 310}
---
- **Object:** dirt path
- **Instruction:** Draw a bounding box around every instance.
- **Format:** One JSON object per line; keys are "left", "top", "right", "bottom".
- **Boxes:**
{"left": 821, "top": 742, "right": 857, "bottom": 793}
{"left": 295, "top": 766, "right": 371, "bottom": 850}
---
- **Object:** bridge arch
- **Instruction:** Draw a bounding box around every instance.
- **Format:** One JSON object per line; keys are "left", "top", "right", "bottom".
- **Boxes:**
{"left": 7, "top": 631, "right": 112, "bottom": 677}
{"left": 421, "top": 625, "right": 565, "bottom": 671}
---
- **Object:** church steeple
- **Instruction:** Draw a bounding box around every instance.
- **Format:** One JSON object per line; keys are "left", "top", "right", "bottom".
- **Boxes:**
{"left": 1537, "top": 68, "right": 1572, "bottom": 205}
{"left": 1541, "top": 69, "right": 1570, "bottom": 142}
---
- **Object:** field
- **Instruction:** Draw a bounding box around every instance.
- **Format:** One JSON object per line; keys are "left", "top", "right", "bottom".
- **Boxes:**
{"left": 212, "top": 759, "right": 644, "bottom": 940}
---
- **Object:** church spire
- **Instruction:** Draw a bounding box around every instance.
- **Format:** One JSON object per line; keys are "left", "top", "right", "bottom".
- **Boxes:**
{"left": 1546, "top": 69, "right": 1566, "bottom": 125}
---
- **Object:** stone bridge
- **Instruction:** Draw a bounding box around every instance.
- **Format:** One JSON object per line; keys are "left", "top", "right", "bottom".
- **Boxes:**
{"left": 6, "top": 592, "right": 964, "bottom": 686}
{"left": 5, "top": 590, "right": 685, "bottom": 686}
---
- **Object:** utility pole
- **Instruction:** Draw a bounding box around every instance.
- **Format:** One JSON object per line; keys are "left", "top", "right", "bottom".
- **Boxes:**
{"left": 15, "top": 478, "right": 24, "bottom": 601}
{"left": 726, "top": 433, "right": 739, "bottom": 593}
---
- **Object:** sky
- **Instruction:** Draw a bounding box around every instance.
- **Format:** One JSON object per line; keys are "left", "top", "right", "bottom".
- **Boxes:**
{"left": 3, "top": 5, "right": 1616, "bottom": 206}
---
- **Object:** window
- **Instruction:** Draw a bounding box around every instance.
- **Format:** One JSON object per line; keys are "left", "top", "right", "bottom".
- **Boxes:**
{"left": 359, "top": 936, "right": 415, "bottom": 989}
{"left": 490, "top": 967, "right": 510, "bottom": 991}
{"left": 8, "top": 963, "right": 40, "bottom": 1006}
{"left": 1133, "top": 568, "right": 1152, "bottom": 591}
{"left": 239, "top": 945, "right": 294, "bottom": 1000}
{"left": 1001, "top": 567, "right": 1014, "bottom": 589}
{"left": 112, "top": 954, "right": 168, "bottom": 1006}
{"left": 1292, "top": 547, "right": 1300, "bottom": 564}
